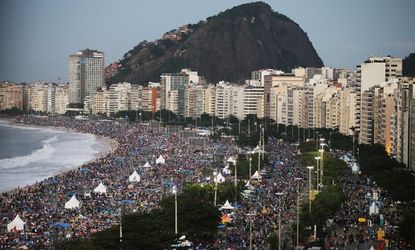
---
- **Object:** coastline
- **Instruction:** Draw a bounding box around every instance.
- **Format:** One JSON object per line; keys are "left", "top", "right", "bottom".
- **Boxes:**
{"left": 0, "top": 118, "right": 118, "bottom": 195}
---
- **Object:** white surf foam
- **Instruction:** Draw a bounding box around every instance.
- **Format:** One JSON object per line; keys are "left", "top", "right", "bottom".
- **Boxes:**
{"left": 0, "top": 136, "right": 58, "bottom": 169}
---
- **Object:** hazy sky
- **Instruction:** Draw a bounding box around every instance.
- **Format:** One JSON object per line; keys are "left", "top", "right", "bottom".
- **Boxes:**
{"left": 0, "top": 0, "right": 414, "bottom": 83}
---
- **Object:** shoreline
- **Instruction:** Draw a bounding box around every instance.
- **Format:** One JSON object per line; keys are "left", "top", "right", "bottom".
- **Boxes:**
{"left": 0, "top": 118, "right": 118, "bottom": 196}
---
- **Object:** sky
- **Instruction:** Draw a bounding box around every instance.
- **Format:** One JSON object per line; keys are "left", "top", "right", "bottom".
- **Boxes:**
{"left": 0, "top": 0, "right": 414, "bottom": 83}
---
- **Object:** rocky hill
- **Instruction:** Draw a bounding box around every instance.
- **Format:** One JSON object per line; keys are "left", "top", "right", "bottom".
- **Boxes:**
{"left": 107, "top": 2, "right": 324, "bottom": 84}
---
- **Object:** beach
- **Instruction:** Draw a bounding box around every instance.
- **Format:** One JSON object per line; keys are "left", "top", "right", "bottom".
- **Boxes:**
{"left": 0, "top": 118, "right": 114, "bottom": 193}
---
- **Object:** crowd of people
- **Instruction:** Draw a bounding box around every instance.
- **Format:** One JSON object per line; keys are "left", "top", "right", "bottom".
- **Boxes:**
{"left": 1, "top": 115, "right": 408, "bottom": 249}
{"left": 325, "top": 150, "right": 413, "bottom": 250}
{"left": 218, "top": 137, "right": 307, "bottom": 249}
{"left": 0, "top": 116, "right": 239, "bottom": 248}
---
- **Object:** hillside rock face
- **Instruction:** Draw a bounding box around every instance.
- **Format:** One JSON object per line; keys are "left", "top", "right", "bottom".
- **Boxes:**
{"left": 108, "top": 2, "right": 324, "bottom": 84}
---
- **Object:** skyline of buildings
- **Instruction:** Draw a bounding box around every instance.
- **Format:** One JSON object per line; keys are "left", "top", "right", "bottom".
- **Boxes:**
{"left": 1, "top": 52, "right": 414, "bottom": 171}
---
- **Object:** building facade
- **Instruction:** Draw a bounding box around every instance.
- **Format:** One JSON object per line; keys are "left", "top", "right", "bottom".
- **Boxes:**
{"left": 69, "top": 49, "right": 104, "bottom": 105}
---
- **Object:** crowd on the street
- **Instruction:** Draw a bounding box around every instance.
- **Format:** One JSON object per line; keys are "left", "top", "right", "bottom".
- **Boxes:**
{"left": 324, "top": 150, "right": 413, "bottom": 250}
{"left": 218, "top": 138, "right": 307, "bottom": 249}
{"left": 0, "top": 116, "right": 238, "bottom": 249}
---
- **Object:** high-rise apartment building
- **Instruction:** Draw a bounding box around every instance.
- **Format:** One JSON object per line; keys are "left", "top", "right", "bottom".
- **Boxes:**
{"left": 243, "top": 86, "right": 264, "bottom": 119}
{"left": 410, "top": 99, "right": 415, "bottom": 171}
{"left": 0, "top": 83, "right": 23, "bottom": 110}
{"left": 160, "top": 72, "right": 189, "bottom": 116}
{"left": 108, "top": 82, "right": 131, "bottom": 115}
{"left": 185, "top": 84, "right": 205, "bottom": 118}
{"left": 263, "top": 74, "right": 305, "bottom": 118}
{"left": 69, "top": 49, "right": 104, "bottom": 105}
{"left": 339, "top": 87, "right": 358, "bottom": 135}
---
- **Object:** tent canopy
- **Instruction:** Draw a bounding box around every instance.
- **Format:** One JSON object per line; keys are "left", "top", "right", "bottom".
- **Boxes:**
{"left": 156, "top": 155, "right": 165, "bottom": 164}
{"left": 251, "top": 171, "right": 262, "bottom": 180}
{"left": 222, "top": 166, "right": 231, "bottom": 175}
{"left": 219, "top": 200, "right": 235, "bottom": 210}
{"left": 215, "top": 173, "right": 226, "bottom": 183}
{"left": 245, "top": 181, "right": 255, "bottom": 190}
{"left": 7, "top": 215, "right": 25, "bottom": 232}
{"left": 65, "top": 195, "right": 80, "bottom": 209}
{"left": 226, "top": 156, "right": 236, "bottom": 164}
{"left": 143, "top": 161, "right": 152, "bottom": 168}
{"left": 129, "top": 170, "right": 141, "bottom": 183}
{"left": 94, "top": 183, "right": 107, "bottom": 194}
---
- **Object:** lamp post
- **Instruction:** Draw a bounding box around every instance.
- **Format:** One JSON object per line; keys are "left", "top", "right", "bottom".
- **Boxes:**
{"left": 315, "top": 131, "right": 319, "bottom": 150}
{"left": 246, "top": 212, "right": 255, "bottom": 250}
{"left": 307, "top": 166, "right": 314, "bottom": 213}
{"left": 275, "top": 192, "right": 284, "bottom": 250}
{"left": 213, "top": 171, "right": 218, "bottom": 207}
{"left": 249, "top": 154, "right": 252, "bottom": 180}
{"left": 314, "top": 156, "right": 321, "bottom": 191}
{"left": 172, "top": 185, "right": 178, "bottom": 235}
{"left": 233, "top": 161, "right": 238, "bottom": 202}
{"left": 319, "top": 146, "right": 325, "bottom": 188}
{"left": 294, "top": 177, "right": 302, "bottom": 247}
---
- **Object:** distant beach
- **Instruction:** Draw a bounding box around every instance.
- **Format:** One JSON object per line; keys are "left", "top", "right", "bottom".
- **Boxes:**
{"left": 0, "top": 119, "right": 112, "bottom": 193}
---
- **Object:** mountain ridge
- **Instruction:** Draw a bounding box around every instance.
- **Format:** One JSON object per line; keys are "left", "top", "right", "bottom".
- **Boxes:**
{"left": 106, "top": 2, "right": 324, "bottom": 85}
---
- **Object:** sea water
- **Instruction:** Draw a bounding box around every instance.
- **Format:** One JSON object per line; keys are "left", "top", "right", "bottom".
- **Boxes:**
{"left": 0, "top": 120, "right": 109, "bottom": 193}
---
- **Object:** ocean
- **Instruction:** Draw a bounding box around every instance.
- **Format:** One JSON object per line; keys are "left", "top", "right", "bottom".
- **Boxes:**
{"left": 0, "top": 120, "right": 109, "bottom": 193}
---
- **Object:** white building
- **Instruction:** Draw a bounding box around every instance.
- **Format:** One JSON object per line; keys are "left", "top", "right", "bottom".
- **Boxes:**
{"left": 69, "top": 49, "right": 104, "bottom": 105}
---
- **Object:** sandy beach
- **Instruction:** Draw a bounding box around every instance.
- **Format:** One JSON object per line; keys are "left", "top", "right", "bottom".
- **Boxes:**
{"left": 0, "top": 118, "right": 118, "bottom": 195}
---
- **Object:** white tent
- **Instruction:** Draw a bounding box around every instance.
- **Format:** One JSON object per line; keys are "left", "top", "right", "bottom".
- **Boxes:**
{"left": 129, "top": 170, "right": 141, "bottom": 183}
{"left": 251, "top": 171, "right": 262, "bottom": 180}
{"left": 219, "top": 200, "right": 235, "bottom": 210}
{"left": 351, "top": 162, "right": 359, "bottom": 174}
{"left": 7, "top": 215, "right": 25, "bottom": 232}
{"left": 222, "top": 166, "right": 231, "bottom": 175}
{"left": 215, "top": 173, "right": 226, "bottom": 183}
{"left": 252, "top": 145, "right": 266, "bottom": 154}
{"left": 245, "top": 181, "right": 254, "bottom": 190}
{"left": 64, "top": 195, "right": 80, "bottom": 209}
{"left": 94, "top": 183, "right": 107, "bottom": 194}
{"left": 143, "top": 161, "right": 152, "bottom": 168}
{"left": 156, "top": 155, "right": 165, "bottom": 165}
{"left": 226, "top": 156, "right": 236, "bottom": 164}
{"left": 369, "top": 202, "right": 379, "bottom": 215}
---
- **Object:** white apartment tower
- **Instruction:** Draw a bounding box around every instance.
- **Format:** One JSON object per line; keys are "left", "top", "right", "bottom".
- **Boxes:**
{"left": 69, "top": 49, "right": 104, "bottom": 105}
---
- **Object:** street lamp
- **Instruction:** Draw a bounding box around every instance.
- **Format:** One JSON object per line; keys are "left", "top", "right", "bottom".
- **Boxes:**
{"left": 307, "top": 166, "right": 314, "bottom": 213}
{"left": 172, "top": 185, "right": 178, "bottom": 235}
{"left": 213, "top": 171, "right": 218, "bottom": 207}
{"left": 249, "top": 154, "right": 252, "bottom": 180}
{"left": 275, "top": 192, "right": 284, "bottom": 250}
{"left": 319, "top": 146, "right": 325, "bottom": 188}
{"left": 294, "top": 177, "right": 302, "bottom": 247}
{"left": 314, "top": 156, "right": 321, "bottom": 191}
{"left": 246, "top": 212, "right": 256, "bottom": 250}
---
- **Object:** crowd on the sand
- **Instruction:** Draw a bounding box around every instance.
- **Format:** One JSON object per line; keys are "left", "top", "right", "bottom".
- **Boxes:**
{"left": 0, "top": 116, "right": 239, "bottom": 248}
{"left": 1, "top": 116, "right": 411, "bottom": 249}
